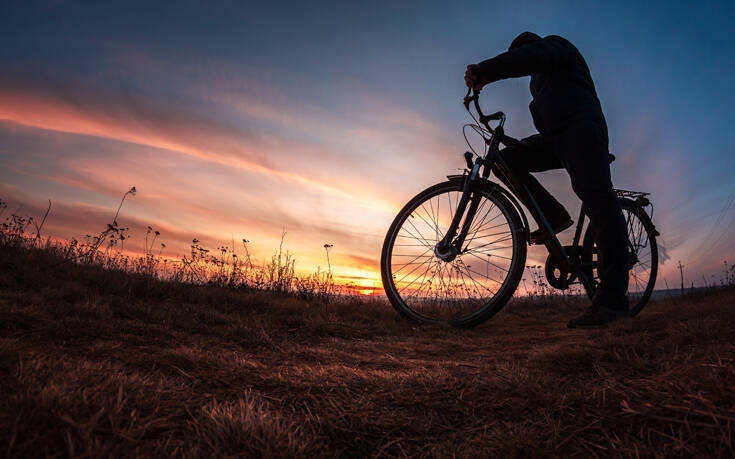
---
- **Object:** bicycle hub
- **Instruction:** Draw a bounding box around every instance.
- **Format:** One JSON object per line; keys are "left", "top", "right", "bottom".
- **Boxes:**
{"left": 434, "top": 242, "right": 458, "bottom": 262}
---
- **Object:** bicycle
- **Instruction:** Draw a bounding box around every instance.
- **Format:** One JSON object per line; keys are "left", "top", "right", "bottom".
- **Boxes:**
{"left": 380, "top": 88, "right": 660, "bottom": 328}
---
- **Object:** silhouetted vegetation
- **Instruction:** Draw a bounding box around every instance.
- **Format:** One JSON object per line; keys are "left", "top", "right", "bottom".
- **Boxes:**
{"left": 0, "top": 194, "right": 341, "bottom": 303}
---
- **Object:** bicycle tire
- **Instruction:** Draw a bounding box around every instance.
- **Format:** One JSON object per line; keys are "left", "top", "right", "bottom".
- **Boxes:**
{"left": 380, "top": 180, "right": 527, "bottom": 328}
{"left": 581, "top": 199, "right": 658, "bottom": 316}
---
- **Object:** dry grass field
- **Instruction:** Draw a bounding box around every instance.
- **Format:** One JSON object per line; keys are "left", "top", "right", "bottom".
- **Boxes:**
{"left": 2, "top": 234, "right": 735, "bottom": 457}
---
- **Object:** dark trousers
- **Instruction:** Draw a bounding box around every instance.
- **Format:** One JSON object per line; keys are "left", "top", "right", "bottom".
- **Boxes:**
{"left": 497, "top": 120, "right": 629, "bottom": 308}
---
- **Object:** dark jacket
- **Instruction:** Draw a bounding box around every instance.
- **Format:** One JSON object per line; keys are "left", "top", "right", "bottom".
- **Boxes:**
{"left": 476, "top": 35, "right": 606, "bottom": 135}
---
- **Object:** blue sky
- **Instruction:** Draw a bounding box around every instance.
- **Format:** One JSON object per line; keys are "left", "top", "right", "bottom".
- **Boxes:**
{"left": 1, "top": 0, "right": 733, "bottom": 288}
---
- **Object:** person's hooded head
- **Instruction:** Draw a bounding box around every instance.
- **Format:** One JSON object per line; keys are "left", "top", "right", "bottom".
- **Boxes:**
{"left": 509, "top": 31, "right": 542, "bottom": 51}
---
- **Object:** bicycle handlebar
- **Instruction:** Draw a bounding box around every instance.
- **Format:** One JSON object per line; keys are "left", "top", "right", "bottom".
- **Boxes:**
{"left": 463, "top": 88, "right": 526, "bottom": 150}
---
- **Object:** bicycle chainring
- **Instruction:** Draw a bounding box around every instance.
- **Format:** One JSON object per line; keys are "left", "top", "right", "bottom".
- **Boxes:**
{"left": 544, "top": 252, "right": 577, "bottom": 290}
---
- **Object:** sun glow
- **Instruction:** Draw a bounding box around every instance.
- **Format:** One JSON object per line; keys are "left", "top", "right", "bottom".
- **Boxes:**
{"left": 337, "top": 275, "right": 383, "bottom": 296}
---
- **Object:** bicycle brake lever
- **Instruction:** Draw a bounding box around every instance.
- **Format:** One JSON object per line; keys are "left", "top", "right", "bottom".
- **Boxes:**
{"left": 463, "top": 88, "right": 472, "bottom": 110}
{"left": 463, "top": 88, "right": 482, "bottom": 111}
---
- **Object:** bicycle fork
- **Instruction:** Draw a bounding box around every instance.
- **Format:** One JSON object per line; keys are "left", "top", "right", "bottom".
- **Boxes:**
{"left": 435, "top": 166, "right": 483, "bottom": 262}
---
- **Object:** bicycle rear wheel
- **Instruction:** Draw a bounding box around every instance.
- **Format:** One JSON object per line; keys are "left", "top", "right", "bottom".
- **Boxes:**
{"left": 380, "top": 180, "right": 526, "bottom": 328}
{"left": 581, "top": 200, "right": 658, "bottom": 316}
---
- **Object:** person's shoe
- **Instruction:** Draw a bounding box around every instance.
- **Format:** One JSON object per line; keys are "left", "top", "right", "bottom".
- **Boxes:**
{"left": 529, "top": 217, "right": 574, "bottom": 245}
{"left": 567, "top": 306, "right": 629, "bottom": 328}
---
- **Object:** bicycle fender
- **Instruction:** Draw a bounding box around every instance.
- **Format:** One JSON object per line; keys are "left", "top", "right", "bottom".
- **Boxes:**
{"left": 446, "top": 174, "right": 531, "bottom": 245}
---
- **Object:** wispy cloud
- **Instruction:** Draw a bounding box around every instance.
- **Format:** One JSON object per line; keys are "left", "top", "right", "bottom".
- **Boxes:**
{"left": 0, "top": 72, "right": 408, "bottom": 211}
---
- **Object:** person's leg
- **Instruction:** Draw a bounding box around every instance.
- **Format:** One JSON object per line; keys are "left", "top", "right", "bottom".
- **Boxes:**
{"left": 497, "top": 134, "right": 570, "bottom": 225}
{"left": 558, "top": 121, "right": 629, "bottom": 314}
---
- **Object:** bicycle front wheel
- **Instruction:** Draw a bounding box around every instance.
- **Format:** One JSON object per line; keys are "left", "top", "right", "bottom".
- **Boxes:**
{"left": 380, "top": 180, "right": 526, "bottom": 328}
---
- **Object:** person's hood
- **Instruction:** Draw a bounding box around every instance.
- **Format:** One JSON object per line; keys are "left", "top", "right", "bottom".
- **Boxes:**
{"left": 509, "top": 31, "right": 542, "bottom": 51}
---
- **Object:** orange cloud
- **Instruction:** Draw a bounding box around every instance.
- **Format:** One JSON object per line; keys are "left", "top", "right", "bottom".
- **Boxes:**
{"left": 0, "top": 75, "right": 402, "bottom": 214}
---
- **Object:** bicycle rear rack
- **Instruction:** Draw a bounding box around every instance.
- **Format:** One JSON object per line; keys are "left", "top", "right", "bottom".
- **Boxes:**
{"left": 615, "top": 188, "right": 651, "bottom": 206}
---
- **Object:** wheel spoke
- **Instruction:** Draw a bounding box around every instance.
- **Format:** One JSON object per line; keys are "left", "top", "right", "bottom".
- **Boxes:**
{"left": 420, "top": 201, "right": 444, "bottom": 241}
{"left": 405, "top": 216, "right": 436, "bottom": 247}
{"left": 464, "top": 234, "right": 513, "bottom": 252}
{"left": 400, "top": 259, "right": 437, "bottom": 297}
{"left": 392, "top": 247, "right": 434, "bottom": 274}
{"left": 397, "top": 226, "right": 434, "bottom": 250}
{"left": 454, "top": 260, "right": 500, "bottom": 296}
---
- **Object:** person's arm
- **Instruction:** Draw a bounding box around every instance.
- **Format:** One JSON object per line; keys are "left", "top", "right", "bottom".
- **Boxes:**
{"left": 475, "top": 36, "right": 576, "bottom": 85}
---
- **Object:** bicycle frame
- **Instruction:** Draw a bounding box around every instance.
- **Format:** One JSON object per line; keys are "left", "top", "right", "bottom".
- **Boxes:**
{"left": 436, "top": 88, "right": 598, "bottom": 294}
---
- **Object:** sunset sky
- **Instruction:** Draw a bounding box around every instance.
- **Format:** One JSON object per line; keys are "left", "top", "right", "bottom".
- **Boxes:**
{"left": 1, "top": 1, "right": 734, "bottom": 291}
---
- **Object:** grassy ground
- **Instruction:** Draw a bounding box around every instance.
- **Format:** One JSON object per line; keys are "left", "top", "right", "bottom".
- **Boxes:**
{"left": 2, "top": 243, "right": 735, "bottom": 457}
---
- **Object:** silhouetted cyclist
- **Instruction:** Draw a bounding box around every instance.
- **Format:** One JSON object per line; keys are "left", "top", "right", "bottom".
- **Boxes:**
{"left": 465, "top": 32, "right": 629, "bottom": 327}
